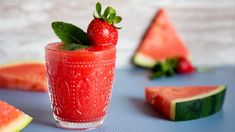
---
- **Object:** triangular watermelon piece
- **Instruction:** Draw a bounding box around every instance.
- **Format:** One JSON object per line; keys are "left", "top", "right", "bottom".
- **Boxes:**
{"left": 145, "top": 86, "right": 226, "bottom": 121}
{"left": 132, "top": 9, "right": 189, "bottom": 69}
{"left": 0, "top": 100, "right": 33, "bottom": 131}
{"left": 0, "top": 60, "right": 47, "bottom": 92}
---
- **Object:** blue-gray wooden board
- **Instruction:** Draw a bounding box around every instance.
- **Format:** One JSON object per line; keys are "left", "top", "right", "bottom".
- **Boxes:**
{"left": 0, "top": 67, "right": 235, "bottom": 132}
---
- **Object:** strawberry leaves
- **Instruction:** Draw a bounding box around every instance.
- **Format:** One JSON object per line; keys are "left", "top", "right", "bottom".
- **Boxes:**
{"left": 103, "top": 7, "right": 110, "bottom": 18}
{"left": 96, "top": 2, "right": 102, "bottom": 17}
{"left": 51, "top": 21, "right": 90, "bottom": 51}
{"left": 113, "top": 16, "right": 122, "bottom": 24}
{"left": 94, "top": 2, "right": 122, "bottom": 28}
{"left": 149, "top": 57, "right": 195, "bottom": 79}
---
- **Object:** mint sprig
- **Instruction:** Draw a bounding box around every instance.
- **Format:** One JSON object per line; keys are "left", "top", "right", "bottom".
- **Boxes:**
{"left": 150, "top": 58, "right": 179, "bottom": 79}
{"left": 51, "top": 21, "right": 90, "bottom": 51}
{"left": 94, "top": 2, "right": 122, "bottom": 28}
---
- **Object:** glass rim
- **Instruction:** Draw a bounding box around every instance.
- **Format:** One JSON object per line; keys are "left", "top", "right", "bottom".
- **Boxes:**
{"left": 45, "top": 42, "right": 116, "bottom": 54}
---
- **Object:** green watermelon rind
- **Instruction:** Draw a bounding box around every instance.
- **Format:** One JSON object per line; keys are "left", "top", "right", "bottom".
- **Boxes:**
{"left": 171, "top": 86, "right": 226, "bottom": 121}
{"left": 132, "top": 52, "right": 192, "bottom": 69}
{"left": 0, "top": 59, "right": 44, "bottom": 68}
{"left": 132, "top": 53, "right": 158, "bottom": 69}
{"left": 1, "top": 113, "right": 33, "bottom": 131}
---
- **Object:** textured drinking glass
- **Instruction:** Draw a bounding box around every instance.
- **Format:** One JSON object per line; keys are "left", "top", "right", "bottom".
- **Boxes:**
{"left": 45, "top": 43, "right": 116, "bottom": 130}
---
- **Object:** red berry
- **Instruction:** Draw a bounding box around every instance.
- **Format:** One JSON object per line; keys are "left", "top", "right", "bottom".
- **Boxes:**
{"left": 87, "top": 18, "right": 118, "bottom": 47}
{"left": 176, "top": 57, "right": 195, "bottom": 74}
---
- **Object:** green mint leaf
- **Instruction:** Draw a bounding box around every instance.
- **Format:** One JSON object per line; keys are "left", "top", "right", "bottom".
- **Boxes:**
{"left": 113, "top": 16, "right": 122, "bottom": 24}
{"left": 62, "top": 43, "right": 90, "bottom": 51}
{"left": 152, "top": 63, "right": 162, "bottom": 72}
{"left": 169, "top": 58, "right": 179, "bottom": 69}
{"left": 51, "top": 21, "right": 89, "bottom": 45}
{"left": 150, "top": 71, "right": 163, "bottom": 79}
{"left": 150, "top": 58, "right": 179, "bottom": 79}
{"left": 165, "top": 68, "right": 175, "bottom": 76}
{"left": 96, "top": 2, "right": 102, "bottom": 17}
{"left": 150, "top": 63, "right": 163, "bottom": 79}
{"left": 162, "top": 58, "right": 177, "bottom": 76}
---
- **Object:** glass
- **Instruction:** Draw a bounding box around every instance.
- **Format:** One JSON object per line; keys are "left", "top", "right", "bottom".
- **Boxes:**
{"left": 45, "top": 43, "right": 116, "bottom": 130}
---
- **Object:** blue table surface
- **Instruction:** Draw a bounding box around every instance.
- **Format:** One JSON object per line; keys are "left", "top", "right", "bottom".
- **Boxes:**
{"left": 0, "top": 66, "right": 235, "bottom": 132}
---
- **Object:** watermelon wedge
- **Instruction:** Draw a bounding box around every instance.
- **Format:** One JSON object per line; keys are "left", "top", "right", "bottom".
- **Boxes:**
{"left": 0, "top": 100, "right": 33, "bottom": 131}
{"left": 145, "top": 86, "right": 226, "bottom": 121}
{"left": 132, "top": 9, "right": 189, "bottom": 69}
{"left": 0, "top": 60, "right": 47, "bottom": 92}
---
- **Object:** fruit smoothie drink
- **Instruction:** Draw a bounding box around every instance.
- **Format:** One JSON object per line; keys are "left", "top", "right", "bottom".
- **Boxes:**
{"left": 45, "top": 2, "right": 122, "bottom": 129}
{"left": 45, "top": 43, "right": 115, "bottom": 128}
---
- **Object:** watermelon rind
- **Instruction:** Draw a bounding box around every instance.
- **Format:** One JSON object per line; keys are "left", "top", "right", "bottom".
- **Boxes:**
{"left": 0, "top": 59, "right": 44, "bottom": 68}
{"left": 132, "top": 53, "right": 158, "bottom": 69}
{"left": 1, "top": 113, "right": 33, "bottom": 131}
{"left": 132, "top": 53, "right": 192, "bottom": 69}
{"left": 171, "top": 85, "right": 226, "bottom": 121}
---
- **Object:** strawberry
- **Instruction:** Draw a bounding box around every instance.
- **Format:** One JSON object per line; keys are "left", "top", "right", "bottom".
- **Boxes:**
{"left": 87, "top": 2, "right": 122, "bottom": 48}
{"left": 87, "top": 18, "right": 118, "bottom": 47}
{"left": 176, "top": 57, "right": 195, "bottom": 74}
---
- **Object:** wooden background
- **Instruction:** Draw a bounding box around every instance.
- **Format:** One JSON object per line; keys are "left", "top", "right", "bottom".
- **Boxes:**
{"left": 0, "top": 0, "right": 235, "bottom": 68}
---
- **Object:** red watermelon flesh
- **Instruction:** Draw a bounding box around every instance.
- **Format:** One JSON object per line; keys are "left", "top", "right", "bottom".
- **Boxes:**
{"left": 133, "top": 9, "right": 189, "bottom": 68}
{"left": 145, "top": 86, "right": 226, "bottom": 121}
{"left": 0, "top": 100, "right": 32, "bottom": 131}
{"left": 0, "top": 61, "right": 47, "bottom": 92}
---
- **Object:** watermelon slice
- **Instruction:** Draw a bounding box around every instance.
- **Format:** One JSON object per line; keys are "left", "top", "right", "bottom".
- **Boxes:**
{"left": 0, "top": 60, "right": 47, "bottom": 92}
{"left": 132, "top": 9, "right": 189, "bottom": 69}
{"left": 0, "top": 100, "right": 33, "bottom": 131}
{"left": 145, "top": 86, "right": 226, "bottom": 121}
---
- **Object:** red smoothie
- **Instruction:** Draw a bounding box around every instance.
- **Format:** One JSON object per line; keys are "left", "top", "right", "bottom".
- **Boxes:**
{"left": 45, "top": 43, "right": 116, "bottom": 123}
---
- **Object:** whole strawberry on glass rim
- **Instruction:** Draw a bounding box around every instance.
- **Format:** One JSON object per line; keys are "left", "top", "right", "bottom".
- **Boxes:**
{"left": 87, "top": 2, "right": 122, "bottom": 48}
